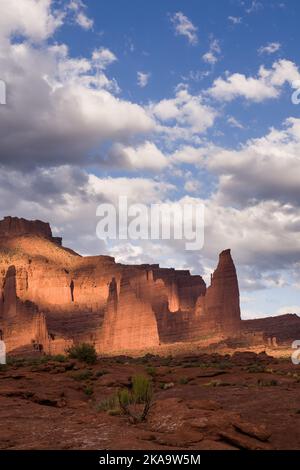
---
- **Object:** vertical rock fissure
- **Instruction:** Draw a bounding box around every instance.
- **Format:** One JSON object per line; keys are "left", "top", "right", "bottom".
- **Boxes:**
{"left": 70, "top": 280, "right": 74, "bottom": 302}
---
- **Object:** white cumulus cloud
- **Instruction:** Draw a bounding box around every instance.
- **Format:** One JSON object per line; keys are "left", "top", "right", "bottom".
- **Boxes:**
{"left": 208, "top": 59, "right": 300, "bottom": 102}
{"left": 170, "top": 11, "right": 198, "bottom": 45}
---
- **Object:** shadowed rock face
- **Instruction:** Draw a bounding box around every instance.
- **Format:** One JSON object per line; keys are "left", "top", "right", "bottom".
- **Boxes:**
{"left": 0, "top": 217, "right": 243, "bottom": 355}
{"left": 0, "top": 216, "right": 62, "bottom": 246}
{"left": 0, "top": 264, "right": 72, "bottom": 354}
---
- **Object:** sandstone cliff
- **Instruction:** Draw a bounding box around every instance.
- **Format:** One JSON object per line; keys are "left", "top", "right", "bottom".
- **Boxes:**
{"left": 195, "top": 249, "right": 241, "bottom": 333}
{"left": 0, "top": 216, "right": 243, "bottom": 355}
{"left": 0, "top": 216, "right": 62, "bottom": 246}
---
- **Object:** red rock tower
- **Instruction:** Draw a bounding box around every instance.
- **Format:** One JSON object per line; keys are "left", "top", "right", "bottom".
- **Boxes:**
{"left": 195, "top": 249, "right": 241, "bottom": 332}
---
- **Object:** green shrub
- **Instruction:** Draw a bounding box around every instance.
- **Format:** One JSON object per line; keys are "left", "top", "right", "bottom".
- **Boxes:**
{"left": 66, "top": 343, "right": 97, "bottom": 364}
{"left": 118, "top": 388, "right": 131, "bottom": 407}
{"left": 258, "top": 379, "right": 278, "bottom": 387}
{"left": 179, "top": 376, "right": 189, "bottom": 385}
{"left": 95, "top": 369, "right": 109, "bottom": 377}
{"left": 97, "top": 394, "right": 119, "bottom": 413}
{"left": 70, "top": 370, "right": 93, "bottom": 381}
{"left": 51, "top": 354, "right": 67, "bottom": 363}
{"left": 6, "top": 357, "right": 25, "bottom": 367}
{"left": 118, "top": 374, "right": 153, "bottom": 423}
{"left": 83, "top": 385, "right": 94, "bottom": 396}
{"left": 216, "top": 361, "right": 232, "bottom": 370}
{"left": 131, "top": 374, "right": 153, "bottom": 404}
{"left": 97, "top": 374, "right": 153, "bottom": 423}
{"left": 203, "top": 380, "right": 231, "bottom": 387}
{"left": 145, "top": 366, "right": 156, "bottom": 377}
{"left": 246, "top": 364, "right": 266, "bottom": 373}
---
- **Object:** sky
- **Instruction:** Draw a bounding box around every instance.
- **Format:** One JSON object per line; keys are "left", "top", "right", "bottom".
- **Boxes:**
{"left": 0, "top": 0, "right": 300, "bottom": 319}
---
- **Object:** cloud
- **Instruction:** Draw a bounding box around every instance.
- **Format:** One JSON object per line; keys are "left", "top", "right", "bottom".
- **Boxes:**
{"left": 276, "top": 306, "right": 300, "bottom": 315}
{"left": 206, "top": 117, "right": 300, "bottom": 206}
{"left": 108, "top": 141, "right": 168, "bottom": 171}
{"left": 228, "top": 16, "right": 242, "bottom": 24}
{"left": 68, "top": 1, "right": 94, "bottom": 30}
{"left": 92, "top": 194, "right": 300, "bottom": 282}
{"left": 137, "top": 71, "right": 150, "bottom": 88}
{"left": 0, "top": 40, "right": 154, "bottom": 170}
{"left": 0, "top": 165, "right": 174, "bottom": 255}
{"left": 75, "top": 11, "right": 93, "bottom": 30}
{"left": 151, "top": 87, "right": 217, "bottom": 138}
{"left": 198, "top": 197, "right": 300, "bottom": 274}
{"left": 184, "top": 179, "right": 201, "bottom": 194}
{"left": 88, "top": 175, "right": 173, "bottom": 204}
{"left": 227, "top": 116, "right": 244, "bottom": 129}
{"left": 171, "top": 145, "right": 208, "bottom": 165}
{"left": 92, "top": 47, "right": 117, "bottom": 69}
{"left": 170, "top": 12, "right": 198, "bottom": 45}
{"left": 258, "top": 42, "right": 281, "bottom": 55}
{"left": 246, "top": 1, "right": 263, "bottom": 14}
{"left": 208, "top": 59, "right": 300, "bottom": 102}
{"left": 109, "top": 243, "right": 144, "bottom": 265}
{"left": 203, "top": 38, "right": 221, "bottom": 65}
{"left": 0, "top": 0, "right": 64, "bottom": 41}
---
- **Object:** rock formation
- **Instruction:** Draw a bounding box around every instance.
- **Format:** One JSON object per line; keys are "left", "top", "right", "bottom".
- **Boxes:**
{"left": 195, "top": 249, "right": 241, "bottom": 333}
{"left": 100, "top": 277, "right": 160, "bottom": 352}
{"left": 0, "top": 264, "right": 72, "bottom": 354}
{"left": 0, "top": 216, "right": 62, "bottom": 245}
{"left": 0, "top": 216, "right": 246, "bottom": 355}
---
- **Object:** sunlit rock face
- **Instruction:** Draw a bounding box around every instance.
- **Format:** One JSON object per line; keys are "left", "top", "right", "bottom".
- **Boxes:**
{"left": 195, "top": 249, "right": 241, "bottom": 333}
{"left": 0, "top": 217, "right": 241, "bottom": 355}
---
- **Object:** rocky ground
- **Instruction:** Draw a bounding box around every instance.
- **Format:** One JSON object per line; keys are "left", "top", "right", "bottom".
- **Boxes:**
{"left": 0, "top": 351, "right": 299, "bottom": 450}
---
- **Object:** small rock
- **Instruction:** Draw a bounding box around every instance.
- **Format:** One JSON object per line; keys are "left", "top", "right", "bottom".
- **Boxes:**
{"left": 163, "top": 382, "right": 175, "bottom": 390}
{"left": 219, "top": 430, "right": 272, "bottom": 450}
{"left": 232, "top": 420, "right": 271, "bottom": 442}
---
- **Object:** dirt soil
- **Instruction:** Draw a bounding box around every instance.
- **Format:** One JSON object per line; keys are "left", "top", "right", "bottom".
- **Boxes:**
{"left": 0, "top": 350, "right": 299, "bottom": 450}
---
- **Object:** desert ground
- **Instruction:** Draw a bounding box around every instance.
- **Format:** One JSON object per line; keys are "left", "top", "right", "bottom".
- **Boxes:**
{"left": 0, "top": 348, "right": 299, "bottom": 450}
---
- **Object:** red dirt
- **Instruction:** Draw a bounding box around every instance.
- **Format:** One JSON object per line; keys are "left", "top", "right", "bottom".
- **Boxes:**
{"left": 0, "top": 351, "right": 299, "bottom": 450}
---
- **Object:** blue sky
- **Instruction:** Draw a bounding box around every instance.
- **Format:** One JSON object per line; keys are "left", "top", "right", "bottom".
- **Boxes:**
{"left": 0, "top": 0, "right": 300, "bottom": 319}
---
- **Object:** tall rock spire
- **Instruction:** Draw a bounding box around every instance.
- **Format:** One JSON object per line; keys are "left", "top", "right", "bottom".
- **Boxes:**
{"left": 195, "top": 249, "right": 241, "bottom": 331}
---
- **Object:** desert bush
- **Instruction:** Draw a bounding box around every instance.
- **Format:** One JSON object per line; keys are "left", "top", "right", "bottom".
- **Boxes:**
{"left": 51, "top": 354, "right": 67, "bottom": 363}
{"left": 83, "top": 385, "right": 94, "bottom": 396}
{"left": 118, "top": 388, "right": 131, "bottom": 407}
{"left": 97, "top": 394, "right": 119, "bottom": 413}
{"left": 97, "top": 375, "right": 153, "bottom": 422}
{"left": 246, "top": 364, "right": 266, "bottom": 373}
{"left": 258, "top": 378, "right": 278, "bottom": 387}
{"left": 70, "top": 369, "right": 93, "bottom": 381}
{"left": 145, "top": 365, "right": 156, "bottom": 377}
{"left": 66, "top": 343, "right": 97, "bottom": 364}
{"left": 216, "top": 361, "right": 232, "bottom": 370}
{"left": 95, "top": 369, "right": 109, "bottom": 377}
{"left": 118, "top": 374, "right": 153, "bottom": 423}
{"left": 203, "top": 380, "right": 232, "bottom": 387}
{"left": 6, "top": 357, "right": 25, "bottom": 367}
{"left": 162, "top": 355, "right": 173, "bottom": 366}
{"left": 132, "top": 374, "right": 153, "bottom": 403}
{"left": 179, "top": 376, "right": 189, "bottom": 385}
